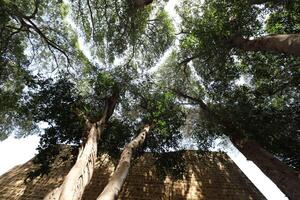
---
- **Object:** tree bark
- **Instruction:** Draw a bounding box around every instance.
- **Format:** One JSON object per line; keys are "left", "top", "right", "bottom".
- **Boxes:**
{"left": 231, "top": 34, "right": 300, "bottom": 57}
{"left": 175, "top": 91, "right": 300, "bottom": 199}
{"left": 44, "top": 122, "right": 101, "bottom": 200}
{"left": 97, "top": 124, "right": 151, "bottom": 200}
{"left": 134, "top": 0, "right": 154, "bottom": 7}
{"left": 248, "top": 0, "right": 287, "bottom": 5}
{"left": 233, "top": 138, "right": 300, "bottom": 200}
{"left": 44, "top": 95, "right": 118, "bottom": 200}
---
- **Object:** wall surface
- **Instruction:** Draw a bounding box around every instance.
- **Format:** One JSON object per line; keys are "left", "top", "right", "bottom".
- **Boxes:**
{"left": 0, "top": 150, "right": 266, "bottom": 200}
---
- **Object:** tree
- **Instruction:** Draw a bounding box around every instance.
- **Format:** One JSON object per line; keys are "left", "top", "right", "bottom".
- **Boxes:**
{"left": 135, "top": 0, "right": 154, "bottom": 7}
{"left": 0, "top": 0, "right": 175, "bottom": 198}
{"left": 230, "top": 34, "right": 300, "bottom": 57}
{"left": 34, "top": 76, "right": 184, "bottom": 200}
{"left": 98, "top": 89, "right": 185, "bottom": 200}
{"left": 174, "top": 90, "right": 300, "bottom": 200}
{"left": 97, "top": 124, "right": 151, "bottom": 200}
{"left": 158, "top": 39, "right": 299, "bottom": 198}
{"left": 155, "top": 49, "right": 300, "bottom": 199}
{"left": 24, "top": 75, "right": 117, "bottom": 200}
{"left": 176, "top": 0, "right": 300, "bottom": 161}
{"left": 69, "top": 0, "right": 174, "bottom": 67}
{"left": 1, "top": 0, "right": 300, "bottom": 199}
{"left": 177, "top": 0, "right": 300, "bottom": 67}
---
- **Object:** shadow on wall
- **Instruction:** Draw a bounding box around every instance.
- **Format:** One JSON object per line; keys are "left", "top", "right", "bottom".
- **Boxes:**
{"left": 83, "top": 151, "right": 266, "bottom": 200}
{"left": 0, "top": 158, "right": 69, "bottom": 199}
{"left": 0, "top": 146, "right": 76, "bottom": 199}
{"left": 0, "top": 149, "right": 266, "bottom": 200}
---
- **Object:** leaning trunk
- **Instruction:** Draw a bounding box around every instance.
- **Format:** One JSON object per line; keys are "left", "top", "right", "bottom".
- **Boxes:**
{"left": 44, "top": 95, "right": 118, "bottom": 200}
{"left": 97, "top": 124, "right": 151, "bottom": 200}
{"left": 231, "top": 34, "right": 300, "bottom": 57}
{"left": 175, "top": 91, "right": 300, "bottom": 199}
{"left": 44, "top": 122, "right": 103, "bottom": 200}
{"left": 233, "top": 138, "right": 300, "bottom": 200}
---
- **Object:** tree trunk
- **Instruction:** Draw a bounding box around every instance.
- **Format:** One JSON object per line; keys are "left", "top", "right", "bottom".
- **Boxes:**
{"left": 248, "top": 0, "right": 287, "bottom": 5}
{"left": 233, "top": 138, "right": 300, "bottom": 200}
{"left": 175, "top": 91, "right": 300, "bottom": 199}
{"left": 44, "top": 123, "right": 101, "bottom": 200}
{"left": 135, "top": 0, "right": 154, "bottom": 7}
{"left": 231, "top": 34, "right": 300, "bottom": 57}
{"left": 44, "top": 95, "right": 118, "bottom": 200}
{"left": 97, "top": 124, "right": 151, "bottom": 200}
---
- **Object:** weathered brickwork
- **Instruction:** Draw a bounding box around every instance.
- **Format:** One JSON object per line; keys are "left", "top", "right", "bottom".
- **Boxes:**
{"left": 0, "top": 150, "right": 266, "bottom": 200}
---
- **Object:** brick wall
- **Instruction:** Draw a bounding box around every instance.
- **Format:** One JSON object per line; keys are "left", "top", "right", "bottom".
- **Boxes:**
{"left": 0, "top": 150, "right": 266, "bottom": 200}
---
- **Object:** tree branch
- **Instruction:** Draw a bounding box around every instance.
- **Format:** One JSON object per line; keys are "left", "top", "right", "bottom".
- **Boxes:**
{"left": 87, "top": 0, "right": 95, "bottom": 40}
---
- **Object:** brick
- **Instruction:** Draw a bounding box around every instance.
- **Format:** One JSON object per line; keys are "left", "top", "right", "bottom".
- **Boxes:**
{"left": 0, "top": 150, "right": 266, "bottom": 200}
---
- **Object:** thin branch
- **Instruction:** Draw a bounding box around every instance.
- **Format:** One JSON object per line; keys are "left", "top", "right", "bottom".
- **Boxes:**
{"left": 28, "top": 0, "right": 40, "bottom": 18}
{"left": 25, "top": 18, "right": 71, "bottom": 64}
{"left": 47, "top": 44, "right": 60, "bottom": 69}
{"left": 87, "top": 0, "right": 95, "bottom": 40}
{"left": 177, "top": 55, "right": 199, "bottom": 66}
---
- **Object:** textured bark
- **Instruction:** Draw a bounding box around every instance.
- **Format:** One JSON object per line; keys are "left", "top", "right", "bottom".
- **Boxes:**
{"left": 234, "top": 138, "right": 300, "bottom": 200}
{"left": 175, "top": 91, "right": 300, "bottom": 199}
{"left": 231, "top": 34, "right": 300, "bottom": 57}
{"left": 97, "top": 124, "right": 151, "bottom": 200}
{"left": 44, "top": 95, "right": 118, "bottom": 200}
{"left": 59, "top": 123, "right": 100, "bottom": 200}
{"left": 44, "top": 122, "right": 102, "bottom": 200}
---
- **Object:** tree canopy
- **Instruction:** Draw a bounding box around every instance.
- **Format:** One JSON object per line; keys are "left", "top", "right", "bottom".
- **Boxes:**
{"left": 0, "top": 0, "right": 299, "bottom": 199}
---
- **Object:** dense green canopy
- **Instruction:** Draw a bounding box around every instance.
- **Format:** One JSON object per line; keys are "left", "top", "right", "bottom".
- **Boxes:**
{"left": 0, "top": 0, "right": 299, "bottom": 198}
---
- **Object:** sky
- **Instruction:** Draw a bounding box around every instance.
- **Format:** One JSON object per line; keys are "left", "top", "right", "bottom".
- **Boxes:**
{"left": 0, "top": 135, "right": 40, "bottom": 175}
{"left": 0, "top": 1, "right": 290, "bottom": 200}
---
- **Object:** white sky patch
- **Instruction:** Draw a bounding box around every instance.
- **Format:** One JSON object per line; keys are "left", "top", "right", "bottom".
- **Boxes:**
{"left": 0, "top": 135, "right": 40, "bottom": 176}
{"left": 235, "top": 74, "right": 253, "bottom": 86}
{"left": 235, "top": 75, "right": 247, "bottom": 86}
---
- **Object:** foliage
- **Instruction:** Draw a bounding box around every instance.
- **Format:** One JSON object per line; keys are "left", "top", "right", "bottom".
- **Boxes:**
{"left": 69, "top": 0, "right": 175, "bottom": 68}
{"left": 98, "top": 119, "right": 133, "bottom": 161}
{"left": 265, "top": 0, "right": 300, "bottom": 34}
{"left": 0, "top": 0, "right": 299, "bottom": 179}
{"left": 172, "top": 0, "right": 300, "bottom": 170}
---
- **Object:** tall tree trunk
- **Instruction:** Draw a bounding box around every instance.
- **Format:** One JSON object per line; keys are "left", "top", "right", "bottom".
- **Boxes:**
{"left": 44, "top": 95, "right": 118, "bottom": 200}
{"left": 231, "top": 34, "right": 300, "bottom": 57}
{"left": 233, "top": 138, "right": 300, "bottom": 200}
{"left": 174, "top": 90, "right": 300, "bottom": 199}
{"left": 97, "top": 124, "right": 151, "bottom": 200}
{"left": 44, "top": 122, "right": 102, "bottom": 200}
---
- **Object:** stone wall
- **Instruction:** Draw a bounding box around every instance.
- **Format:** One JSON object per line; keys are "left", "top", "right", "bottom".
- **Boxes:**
{"left": 0, "top": 150, "right": 266, "bottom": 200}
